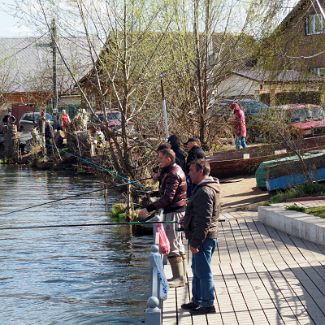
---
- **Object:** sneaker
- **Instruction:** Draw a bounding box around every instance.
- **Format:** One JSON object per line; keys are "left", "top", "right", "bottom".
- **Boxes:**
{"left": 190, "top": 305, "right": 216, "bottom": 315}
{"left": 181, "top": 302, "right": 199, "bottom": 310}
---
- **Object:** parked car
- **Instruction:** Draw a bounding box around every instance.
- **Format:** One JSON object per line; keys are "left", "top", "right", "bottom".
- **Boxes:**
{"left": 93, "top": 110, "right": 134, "bottom": 132}
{"left": 221, "top": 98, "right": 269, "bottom": 117}
{"left": 19, "top": 112, "right": 53, "bottom": 132}
{"left": 96, "top": 110, "right": 122, "bottom": 128}
{"left": 275, "top": 104, "right": 325, "bottom": 137}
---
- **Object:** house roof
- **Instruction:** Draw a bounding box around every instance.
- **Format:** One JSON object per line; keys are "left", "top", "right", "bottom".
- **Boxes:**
{"left": 0, "top": 36, "right": 101, "bottom": 94}
{"left": 214, "top": 73, "right": 258, "bottom": 98}
{"left": 235, "top": 69, "right": 324, "bottom": 83}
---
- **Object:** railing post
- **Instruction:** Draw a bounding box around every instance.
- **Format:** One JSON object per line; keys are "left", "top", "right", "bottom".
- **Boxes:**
{"left": 145, "top": 296, "right": 161, "bottom": 325}
{"left": 145, "top": 211, "right": 168, "bottom": 325}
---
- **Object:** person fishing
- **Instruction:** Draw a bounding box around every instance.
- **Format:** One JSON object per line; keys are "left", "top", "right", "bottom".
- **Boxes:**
{"left": 184, "top": 137, "right": 205, "bottom": 197}
{"left": 138, "top": 148, "right": 187, "bottom": 288}
{"left": 167, "top": 134, "right": 186, "bottom": 172}
{"left": 182, "top": 159, "right": 220, "bottom": 315}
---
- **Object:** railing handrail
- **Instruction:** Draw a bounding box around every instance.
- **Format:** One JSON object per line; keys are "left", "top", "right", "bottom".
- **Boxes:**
{"left": 145, "top": 210, "right": 165, "bottom": 325}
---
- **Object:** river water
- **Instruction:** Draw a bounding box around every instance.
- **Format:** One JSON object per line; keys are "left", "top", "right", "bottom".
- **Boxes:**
{"left": 0, "top": 166, "right": 151, "bottom": 324}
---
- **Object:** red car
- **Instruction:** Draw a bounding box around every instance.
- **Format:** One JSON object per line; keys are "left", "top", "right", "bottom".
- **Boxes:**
{"left": 276, "top": 104, "right": 325, "bottom": 137}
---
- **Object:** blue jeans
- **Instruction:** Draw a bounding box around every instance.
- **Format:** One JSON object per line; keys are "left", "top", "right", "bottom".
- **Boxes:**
{"left": 235, "top": 136, "right": 247, "bottom": 150}
{"left": 191, "top": 238, "right": 217, "bottom": 307}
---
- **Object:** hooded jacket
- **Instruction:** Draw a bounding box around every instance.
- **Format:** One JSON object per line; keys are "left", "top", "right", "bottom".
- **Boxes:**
{"left": 183, "top": 177, "right": 220, "bottom": 248}
{"left": 231, "top": 103, "right": 247, "bottom": 137}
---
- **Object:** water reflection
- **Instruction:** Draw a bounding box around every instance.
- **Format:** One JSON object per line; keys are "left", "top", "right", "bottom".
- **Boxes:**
{"left": 0, "top": 166, "right": 150, "bottom": 324}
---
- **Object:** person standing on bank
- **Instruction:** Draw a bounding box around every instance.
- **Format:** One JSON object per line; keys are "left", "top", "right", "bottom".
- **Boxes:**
{"left": 182, "top": 159, "right": 220, "bottom": 315}
{"left": 138, "top": 148, "right": 187, "bottom": 288}
{"left": 185, "top": 137, "right": 205, "bottom": 197}
{"left": 60, "top": 109, "right": 71, "bottom": 131}
{"left": 230, "top": 102, "right": 247, "bottom": 150}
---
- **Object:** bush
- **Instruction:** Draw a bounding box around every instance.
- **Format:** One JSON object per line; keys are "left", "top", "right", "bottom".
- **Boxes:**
{"left": 269, "top": 182, "right": 325, "bottom": 204}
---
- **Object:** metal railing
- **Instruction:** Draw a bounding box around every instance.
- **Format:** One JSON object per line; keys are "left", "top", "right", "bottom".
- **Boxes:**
{"left": 144, "top": 211, "right": 165, "bottom": 325}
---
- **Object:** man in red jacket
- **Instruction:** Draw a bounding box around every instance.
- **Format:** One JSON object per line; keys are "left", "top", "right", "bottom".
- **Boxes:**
{"left": 139, "top": 148, "right": 187, "bottom": 287}
{"left": 230, "top": 102, "right": 248, "bottom": 150}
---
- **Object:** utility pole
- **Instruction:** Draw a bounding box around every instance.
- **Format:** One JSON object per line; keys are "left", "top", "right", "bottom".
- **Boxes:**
{"left": 51, "top": 18, "right": 58, "bottom": 114}
{"left": 160, "top": 72, "right": 169, "bottom": 139}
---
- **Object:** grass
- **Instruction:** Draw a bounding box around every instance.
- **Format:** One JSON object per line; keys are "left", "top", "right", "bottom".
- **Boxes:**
{"left": 286, "top": 205, "right": 325, "bottom": 218}
{"left": 269, "top": 182, "right": 325, "bottom": 204}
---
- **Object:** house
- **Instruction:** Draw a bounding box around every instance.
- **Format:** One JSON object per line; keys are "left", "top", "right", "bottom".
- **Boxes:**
{"left": 0, "top": 36, "right": 99, "bottom": 120}
{"left": 215, "top": 68, "right": 324, "bottom": 105}
{"left": 215, "top": 0, "right": 325, "bottom": 105}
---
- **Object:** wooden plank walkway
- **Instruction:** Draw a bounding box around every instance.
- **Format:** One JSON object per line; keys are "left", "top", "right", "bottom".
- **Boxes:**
{"left": 162, "top": 209, "right": 325, "bottom": 325}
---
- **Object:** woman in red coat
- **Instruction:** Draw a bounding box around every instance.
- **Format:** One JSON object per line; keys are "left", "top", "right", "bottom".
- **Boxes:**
{"left": 230, "top": 102, "right": 247, "bottom": 150}
{"left": 60, "top": 109, "right": 71, "bottom": 131}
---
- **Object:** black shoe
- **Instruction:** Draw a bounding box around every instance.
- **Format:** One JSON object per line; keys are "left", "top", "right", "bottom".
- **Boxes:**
{"left": 181, "top": 302, "right": 199, "bottom": 310}
{"left": 190, "top": 305, "right": 216, "bottom": 315}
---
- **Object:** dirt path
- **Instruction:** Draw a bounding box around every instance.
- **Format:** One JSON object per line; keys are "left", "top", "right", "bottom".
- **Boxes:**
{"left": 220, "top": 175, "right": 269, "bottom": 211}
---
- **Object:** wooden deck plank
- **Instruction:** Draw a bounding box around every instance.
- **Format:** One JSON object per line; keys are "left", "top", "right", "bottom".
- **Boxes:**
{"left": 162, "top": 210, "right": 325, "bottom": 325}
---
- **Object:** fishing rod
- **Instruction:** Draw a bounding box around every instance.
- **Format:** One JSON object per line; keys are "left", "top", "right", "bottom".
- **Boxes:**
{"left": 0, "top": 177, "right": 152, "bottom": 217}
{"left": 0, "top": 218, "right": 225, "bottom": 232}
{"left": 0, "top": 220, "right": 177, "bottom": 231}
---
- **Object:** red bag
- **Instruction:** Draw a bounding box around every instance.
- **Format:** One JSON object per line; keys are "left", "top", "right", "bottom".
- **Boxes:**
{"left": 156, "top": 223, "right": 170, "bottom": 255}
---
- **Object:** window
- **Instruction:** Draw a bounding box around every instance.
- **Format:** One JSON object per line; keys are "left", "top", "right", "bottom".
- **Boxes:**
{"left": 312, "top": 67, "right": 325, "bottom": 76}
{"left": 305, "top": 14, "right": 325, "bottom": 35}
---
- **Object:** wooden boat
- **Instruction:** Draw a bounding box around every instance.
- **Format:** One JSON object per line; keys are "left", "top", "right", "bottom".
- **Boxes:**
{"left": 263, "top": 150, "right": 325, "bottom": 191}
{"left": 208, "top": 135, "right": 325, "bottom": 178}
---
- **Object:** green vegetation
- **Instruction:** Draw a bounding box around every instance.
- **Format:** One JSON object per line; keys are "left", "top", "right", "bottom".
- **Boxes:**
{"left": 269, "top": 183, "right": 325, "bottom": 204}
{"left": 306, "top": 206, "right": 325, "bottom": 218}
{"left": 286, "top": 205, "right": 305, "bottom": 212}
{"left": 286, "top": 205, "right": 325, "bottom": 218}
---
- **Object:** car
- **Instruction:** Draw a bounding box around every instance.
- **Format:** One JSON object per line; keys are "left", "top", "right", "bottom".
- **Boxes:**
{"left": 96, "top": 110, "right": 122, "bottom": 128}
{"left": 210, "top": 98, "right": 269, "bottom": 120}
{"left": 94, "top": 110, "right": 134, "bottom": 132}
{"left": 275, "top": 104, "right": 325, "bottom": 137}
{"left": 19, "top": 112, "right": 53, "bottom": 132}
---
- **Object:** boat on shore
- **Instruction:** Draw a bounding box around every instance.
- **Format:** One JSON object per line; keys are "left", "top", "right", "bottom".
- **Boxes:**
{"left": 258, "top": 150, "right": 325, "bottom": 192}
{"left": 208, "top": 135, "right": 325, "bottom": 179}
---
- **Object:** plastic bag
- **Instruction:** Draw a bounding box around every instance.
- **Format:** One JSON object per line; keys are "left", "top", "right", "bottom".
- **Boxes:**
{"left": 156, "top": 223, "right": 170, "bottom": 255}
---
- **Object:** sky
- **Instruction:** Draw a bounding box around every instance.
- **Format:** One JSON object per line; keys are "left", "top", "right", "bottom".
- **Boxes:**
{"left": 0, "top": 0, "right": 300, "bottom": 38}
{"left": 0, "top": 0, "right": 32, "bottom": 37}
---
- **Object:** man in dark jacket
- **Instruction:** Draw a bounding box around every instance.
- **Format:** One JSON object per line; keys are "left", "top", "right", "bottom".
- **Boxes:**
{"left": 139, "top": 148, "right": 187, "bottom": 288}
{"left": 167, "top": 134, "right": 186, "bottom": 172}
{"left": 185, "top": 137, "right": 205, "bottom": 196}
{"left": 182, "top": 159, "right": 220, "bottom": 315}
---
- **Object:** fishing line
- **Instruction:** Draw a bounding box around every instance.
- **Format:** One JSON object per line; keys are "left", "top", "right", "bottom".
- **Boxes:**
{"left": 69, "top": 153, "right": 150, "bottom": 190}
{"left": 0, "top": 177, "right": 151, "bottom": 217}
{"left": 0, "top": 220, "right": 176, "bottom": 231}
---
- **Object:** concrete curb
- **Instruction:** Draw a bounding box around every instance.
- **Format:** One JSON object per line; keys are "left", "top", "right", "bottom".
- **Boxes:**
{"left": 258, "top": 205, "right": 325, "bottom": 246}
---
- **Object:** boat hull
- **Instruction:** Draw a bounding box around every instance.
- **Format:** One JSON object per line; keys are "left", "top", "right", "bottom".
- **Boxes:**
{"left": 208, "top": 136, "right": 325, "bottom": 178}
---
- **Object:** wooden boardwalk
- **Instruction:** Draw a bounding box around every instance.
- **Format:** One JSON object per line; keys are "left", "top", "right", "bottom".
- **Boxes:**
{"left": 163, "top": 209, "right": 325, "bottom": 325}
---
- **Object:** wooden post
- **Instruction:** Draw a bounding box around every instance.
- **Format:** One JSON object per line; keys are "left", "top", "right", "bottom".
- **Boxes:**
{"left": 126, "top": 177, "right": 131, "bottom": 220}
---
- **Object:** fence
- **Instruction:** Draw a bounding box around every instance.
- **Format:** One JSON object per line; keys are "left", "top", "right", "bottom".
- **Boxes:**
{"left": 144, "top": 211, "right": 167, "bottom": 325}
